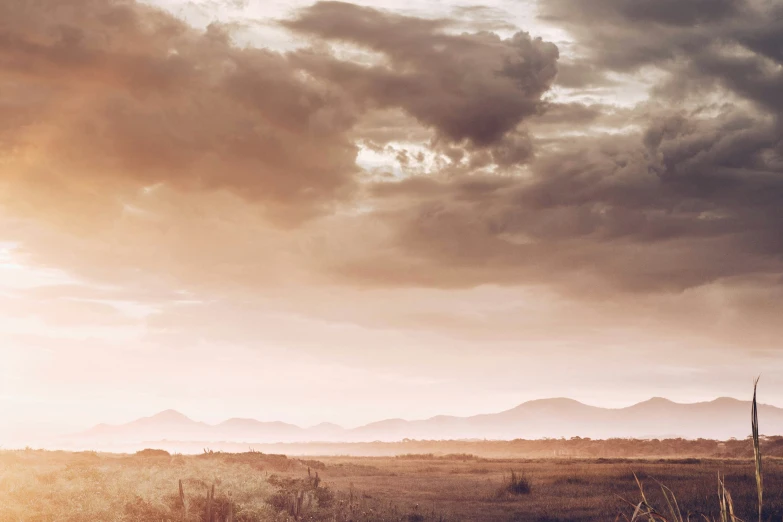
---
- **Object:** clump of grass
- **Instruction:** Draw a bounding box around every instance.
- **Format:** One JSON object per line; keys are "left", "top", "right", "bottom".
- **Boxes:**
{"left": 499, "top": 470, "right": 532, "bottom": 496}
{"left": 440, "top": 453, "right": 480, "bottom": 461}
{"left": 266, "top": 472, "right": 335, "bottom": 520}
{"left": 298, "top": 458, "right": 327, "bottom": 470}
{"left": 134, "top": 448, "right": 171, "bottom": 458}
{"left": 622, "top": 472, "right": 744, "bottom": 522}
{"left": 718, "top": 474, "right": 738, "bottom": 522}
{"left": 396, "top": 453, "right": 436, "bottom": 460}
{"left": 621, "top": 378, "right": 764, "bottom": 522}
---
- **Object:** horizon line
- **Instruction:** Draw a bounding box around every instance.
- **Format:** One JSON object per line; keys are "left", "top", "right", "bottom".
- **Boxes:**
{"left": 81, "top": 394, "right": 763, "bottom": 433}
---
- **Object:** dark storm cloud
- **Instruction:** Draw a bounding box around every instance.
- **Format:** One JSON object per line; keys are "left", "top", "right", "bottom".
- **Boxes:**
{"left": 313, "top": 0, "right": 783, "bottom": 294}
{"left": 542, "top": 0, "right": 740, "bottom": 27}
{"left": 350, "top": 103, "right": 783, "bottom": 293}
{"left": 540, "top": 0, "right": 783, "bottom": 113}
{"left": 285, "top": 1, "right": 559, "bottom": 148}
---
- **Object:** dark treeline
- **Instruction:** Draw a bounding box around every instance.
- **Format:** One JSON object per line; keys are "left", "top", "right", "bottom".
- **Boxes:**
{"left": 86, "top": 436, "right": 783, "bottom": 459}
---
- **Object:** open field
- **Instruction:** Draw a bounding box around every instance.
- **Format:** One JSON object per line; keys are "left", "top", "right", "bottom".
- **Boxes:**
{"left": 2, "top": 448, "right": 781, "bottom": 522}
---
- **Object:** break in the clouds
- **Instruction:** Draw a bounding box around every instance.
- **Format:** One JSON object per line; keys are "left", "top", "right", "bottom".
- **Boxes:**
{"left": 1, "top": 0, "right": 782, "bottom": 432}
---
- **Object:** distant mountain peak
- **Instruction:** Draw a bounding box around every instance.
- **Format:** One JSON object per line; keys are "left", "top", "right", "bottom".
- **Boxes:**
{"left": 72, "top": 395, "right": 783, "bottom": 445}
{"left": 711, "top": 397, "right": 742, "bottom": 403}
{"left": 644, "top": 397, "right": 675, "bottom": 404}
{"left": 220, "top": 417, "right": 260, "bottom": 425}
{"left": 311, "top": 422, "right": 344, "bottom": 429}
{"left": 147, "top": 409, "right": 193, "bottom": 422}
{"left": 529, "top": 397, "right": 586, "bottom": 405}
{"left": 506, "top": 397, "right": 590, "bottom": 411}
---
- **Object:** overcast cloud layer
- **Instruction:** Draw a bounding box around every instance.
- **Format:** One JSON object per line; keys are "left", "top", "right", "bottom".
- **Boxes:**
{"left": 1, "top": 0, "right": 782, "bottom": 437}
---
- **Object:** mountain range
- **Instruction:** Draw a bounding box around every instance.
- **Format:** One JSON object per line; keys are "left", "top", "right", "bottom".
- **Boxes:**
{"left": 70, "top": 397, "right": 781, "bottom": 444}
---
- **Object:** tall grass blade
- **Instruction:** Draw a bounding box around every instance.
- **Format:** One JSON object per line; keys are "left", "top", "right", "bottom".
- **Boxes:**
{"left": 206, "top": 484, "right": 214, "bottom": 522}
{"left": 631, "top": 501, "right": 643, "bottom": 522}
{"left": 658, "top": 482, "right": 684, "bottom": 522}
{"left": 752, "top": 377, "right": 762, "bottom": 522}
{"left": 179, "top": 479, "right": 187, "bottom": 517}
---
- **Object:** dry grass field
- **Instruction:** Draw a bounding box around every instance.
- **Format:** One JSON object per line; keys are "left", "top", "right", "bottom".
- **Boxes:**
{"left": 2, "top": 448, "right": 781, "bottom": 522}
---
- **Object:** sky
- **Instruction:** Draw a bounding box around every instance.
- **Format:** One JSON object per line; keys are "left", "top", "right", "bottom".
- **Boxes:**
{"left": 1, "top": 0, "right": 783, "bottom": 441}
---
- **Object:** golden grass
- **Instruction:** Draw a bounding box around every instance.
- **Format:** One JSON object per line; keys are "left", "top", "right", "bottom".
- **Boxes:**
{"left": 0, "top": 451, "right": 276, "bottom": 521}
{"left": 3, "top": 450, "right": 783, "bottom": 521}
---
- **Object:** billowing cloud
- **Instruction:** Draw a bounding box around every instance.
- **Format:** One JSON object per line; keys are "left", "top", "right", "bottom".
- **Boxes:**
{"left": 285, "top": 1, "right": 559, "bottom": 148}
{"left": 1, "top": 0, "right": 781, "bottom": 298}
{"left": 540, "top": 0, "right": 783, "bottom": 114}
{"left": 0, "top": 0, "right": 359, "bottom": 226}
{"left": 337, "top": 109, "right": 782, "bottom": 294}
{"left": 309, "top": 0, "right": 783, "bottom": 295}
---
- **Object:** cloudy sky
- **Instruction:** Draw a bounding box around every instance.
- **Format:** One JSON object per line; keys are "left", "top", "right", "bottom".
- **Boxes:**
{"left": 1, "top": 0, "right": 782, "bottom": 439}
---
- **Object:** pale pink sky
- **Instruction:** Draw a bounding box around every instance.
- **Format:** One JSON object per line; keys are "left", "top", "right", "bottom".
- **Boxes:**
{"left": 1, "top": 0, "right": 782, "bottom": 442}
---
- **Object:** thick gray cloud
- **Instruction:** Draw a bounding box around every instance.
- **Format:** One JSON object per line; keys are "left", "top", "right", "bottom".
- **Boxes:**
{"left": 307, "top": 0, "right": 783, "bottom": 294}
{"left": 543, "top": 0, "right": 740, "bottom": 28}
{"left": 540, "top": 0, "right": 783, "bottom": 113}
{"left": 347, "top": 104, "right": 782, "bottom": 293}
{"left": 285, "top": 1, "right": 559, "bottom": 148}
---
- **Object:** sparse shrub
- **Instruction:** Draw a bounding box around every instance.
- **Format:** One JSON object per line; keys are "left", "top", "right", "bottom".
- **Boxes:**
{"left": 266, "top": 473, "right": 335, "bottom": 520}
{"left": 298, "top": 458, "right": 326, "bottom": 470}
{"left": 312, "top": 483, "right": 334, "bottom": 508}
{"left": 77, "top": 450, "right": 100, "bottom": 459}
{"left": 266, "top": 490, "right": 292, "bottom": 513}
{"left": 499, "top": 471, "right": 532, "bottom": 496}
{"left": 396, "top": 453, "right": 435, "bottom": 460}
{"left": 440, "top": 453, "right": 480, "bottom": 461}
{"left": 186, "top": 485, "right": 237, "bottom": 522}
{"left": 134, "top": 448, "right": 171, "bottom": 458}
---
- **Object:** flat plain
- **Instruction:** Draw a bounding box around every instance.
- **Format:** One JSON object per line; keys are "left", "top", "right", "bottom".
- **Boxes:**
{"left": 2, "top": 447, "right": 782, "bottom": 521}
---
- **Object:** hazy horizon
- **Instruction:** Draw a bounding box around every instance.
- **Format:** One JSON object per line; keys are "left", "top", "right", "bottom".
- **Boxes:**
{"left": 3, "top": 394, "right": 777, "bottom": 450}
{"left": 78, "top": 394, "right": 780, "bottom": 429}
{"left": 2, "top": 0, "right": 783, "bottom": 444}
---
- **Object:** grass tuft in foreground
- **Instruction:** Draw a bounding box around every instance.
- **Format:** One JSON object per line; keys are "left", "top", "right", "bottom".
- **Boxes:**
{"left": 621, "top": 378, "right": 765, "bottom": 522}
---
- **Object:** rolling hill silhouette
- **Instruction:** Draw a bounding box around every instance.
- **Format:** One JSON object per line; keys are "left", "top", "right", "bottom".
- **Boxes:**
{"left": 74, "top": 397, "right": 778, "bottom": 444}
